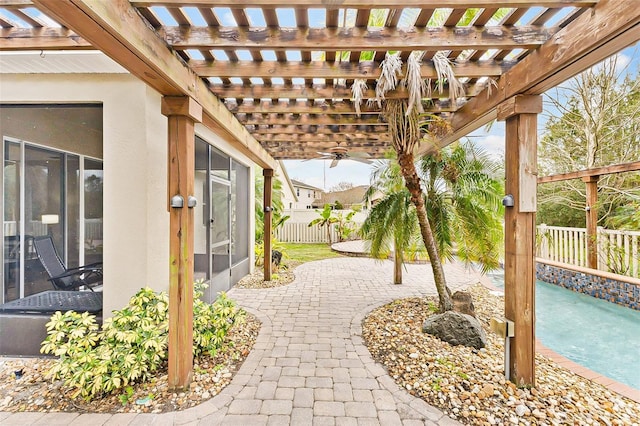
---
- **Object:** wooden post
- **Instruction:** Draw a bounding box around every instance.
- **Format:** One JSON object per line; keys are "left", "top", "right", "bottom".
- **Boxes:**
{"left": 161, "top": 96, "right": 202, "bottom": 391}
{"left": 583, "top": 175, "right": 599, "bottom": 269}
{"left": 497, "top": 95, "right": 542, "bottom": 387}
{"left": 263, "top": 169, "right": 274, "bottom": 281}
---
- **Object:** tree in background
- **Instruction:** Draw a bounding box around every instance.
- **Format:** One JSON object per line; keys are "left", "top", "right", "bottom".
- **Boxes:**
{"left": 308, "top": 204, "right": 339, "bottom": 245}
{"left": 538, "top": 55, "right": 640, "bottom": 228}
{"left": 330, "top": 182, "right": 354, "bottom": 192}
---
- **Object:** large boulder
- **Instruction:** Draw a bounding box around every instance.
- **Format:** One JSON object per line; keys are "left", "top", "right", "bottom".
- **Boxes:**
{"left": 452, "top": 290, "right": 476, "bottom": 317}
{"left": 422, "top": 311, "right": 487, "bottom": 349}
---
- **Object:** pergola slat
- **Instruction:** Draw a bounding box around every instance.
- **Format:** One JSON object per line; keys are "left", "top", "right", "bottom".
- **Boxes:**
{"left": 209, "top": 83, "right": 484, "bottom": 99}
{"left": 130, "top": 1, "right": 598, "bottom": 8}
{"left": 238, "top": 115, "right": 385, "bottom": 126}
{"left": 160, "top": 25, "right": 558, "bottom": 51}
{"left": 191, "top": 59, "right": 514, "bottom": 78}
{"left": 0, "top": 26, "right": 91, "bottom": 49}
{"left": 227, "top": 100, "right": 456, "bottom": 114}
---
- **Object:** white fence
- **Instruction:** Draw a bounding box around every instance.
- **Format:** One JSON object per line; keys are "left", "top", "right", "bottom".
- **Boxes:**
{"left": 277, "top": 222, "right": 363, "bottom": 244}
{"left": 537, "top": 225, "right": 640, "bottom": 278}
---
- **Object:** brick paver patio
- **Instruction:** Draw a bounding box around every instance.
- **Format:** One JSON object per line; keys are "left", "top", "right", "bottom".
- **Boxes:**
{"left": 2, "top": 257, "right": 484, "bottom": 425}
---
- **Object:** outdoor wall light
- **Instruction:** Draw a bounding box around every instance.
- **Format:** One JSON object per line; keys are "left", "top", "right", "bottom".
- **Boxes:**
{"left": 187, "top": 196, "right": 197, "bottom": 208}
{"left": 502, "top": 194, "right": 515, "bottom": 208}
{"left": 585, "top": 206, "right": 591, "bottom": 212}
{"left": 170, "top": 195, "right": 184, "bottom": 208}
{"left": 264, "top": 206, "right": 273, "bottom": 213}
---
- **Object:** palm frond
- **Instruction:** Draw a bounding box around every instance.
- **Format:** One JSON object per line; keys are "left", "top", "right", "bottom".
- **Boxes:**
{"left": 402, "top": 53, "right": 427, "bottom": 116}
{"left": 351, "top": 79, "right": 369, "bottom": 117}
{"left": 431, "top": 51, "right": 465, "bottom": 105}
{"left": 375, "top": 53, "right": 403, "bottom": 107}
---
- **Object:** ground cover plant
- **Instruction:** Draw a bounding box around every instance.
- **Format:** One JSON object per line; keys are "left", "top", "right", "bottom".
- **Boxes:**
{"left": 40, "top": 282, "right": 244, "bottom": 400}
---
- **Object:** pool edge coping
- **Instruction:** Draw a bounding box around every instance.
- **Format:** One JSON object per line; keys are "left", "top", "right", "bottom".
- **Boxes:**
{"left": 477, "top": 274, "right": 640, "bottom": 404}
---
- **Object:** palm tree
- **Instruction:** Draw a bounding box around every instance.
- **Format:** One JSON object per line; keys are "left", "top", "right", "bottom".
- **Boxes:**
{"left": 352, "top": 8, "right": 511, "bottom": 311}
{"left": 308, "top": 204, "right": 339, "bottom": 245}
{"left": 362, "top": 158, "right": 419, "bottom": 284}
{"left": 420, "top": 141, "right": 504, "bottom": 272}
{"left": 383, "top": 98, "right": 453, "bottom": 312}
{"left": 361, "top": 142, "right": 503, "bottom": 285}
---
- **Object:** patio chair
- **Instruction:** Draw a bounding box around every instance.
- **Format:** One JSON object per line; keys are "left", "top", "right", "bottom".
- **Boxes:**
{"left": 33, "top": 235, "right": 103, "bottom": 291}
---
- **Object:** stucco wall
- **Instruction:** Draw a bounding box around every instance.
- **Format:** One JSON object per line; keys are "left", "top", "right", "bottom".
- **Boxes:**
{"left": 1, "top": 70, "right": 257, "bottom": 316}
{"left": 0, "top": 73, "right": 170, "bottom": 315}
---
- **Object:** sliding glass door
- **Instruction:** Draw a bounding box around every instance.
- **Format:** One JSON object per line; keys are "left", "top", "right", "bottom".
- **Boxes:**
{"left": 193, "top": 138, "right": 251, "bottom": 300}
{"left": 2, "top": 139, "right": 103, "bottom": 303}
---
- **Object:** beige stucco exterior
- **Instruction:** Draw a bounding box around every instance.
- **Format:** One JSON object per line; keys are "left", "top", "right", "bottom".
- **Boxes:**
{"left": 0, "top": 53, "right": 256, "bottom": 317}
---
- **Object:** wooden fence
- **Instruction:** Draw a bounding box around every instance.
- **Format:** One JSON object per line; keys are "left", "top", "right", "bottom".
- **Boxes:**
{"left": 537, "top": 225, "right": 640, "bottom": 278}
{"left": 276, "top": 222, "right": 363, "bottom": 244}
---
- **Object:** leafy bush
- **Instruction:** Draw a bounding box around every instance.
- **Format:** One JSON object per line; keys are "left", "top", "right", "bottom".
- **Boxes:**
{"left": 41, "top": 282, "right": 244, "bottom": 400}
{"left": 254, "top": 237, "right": 287, "bottom": 267}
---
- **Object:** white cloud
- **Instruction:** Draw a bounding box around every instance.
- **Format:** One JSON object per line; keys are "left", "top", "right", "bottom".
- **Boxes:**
{"left": 475, "top": 134, "right": 505, "bottom": 159}
{"left": 222, "top": 12, "right": 236, "bottom": 26}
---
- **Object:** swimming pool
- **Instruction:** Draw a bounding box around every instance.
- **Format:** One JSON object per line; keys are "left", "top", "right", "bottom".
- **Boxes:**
{"left": 488, "top": 272, "right": 640, "bottom": 390}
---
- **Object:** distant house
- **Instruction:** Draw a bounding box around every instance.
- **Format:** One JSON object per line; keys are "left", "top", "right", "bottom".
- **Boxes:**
{"left": 290, "top": 180, "right": 324, "bottom": 209}
{"left": 313, "top": 185, "right": 381, "bottom": 210}
{"left": 277, "top": 161, "right": 298, "bottom": 210}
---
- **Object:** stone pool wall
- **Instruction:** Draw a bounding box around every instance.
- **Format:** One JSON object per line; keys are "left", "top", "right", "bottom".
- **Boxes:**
{"left": 536, "top": 261, "right": 640, "bottom": 311}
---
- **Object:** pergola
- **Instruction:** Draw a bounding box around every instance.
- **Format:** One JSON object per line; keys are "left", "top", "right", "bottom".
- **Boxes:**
{"left": 1, "top": 0, "right": 638, "bottom": 391}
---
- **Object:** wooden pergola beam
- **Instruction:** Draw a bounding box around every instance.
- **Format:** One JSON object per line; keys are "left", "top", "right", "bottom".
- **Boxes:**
{"left": 32, "top": 0, "right": 276, "bottom": 170}
{"left": 238, "top": 115, "right": 384, "bottom": 126}
{"left": 249, "top": 125, "right": 389, "bottom": 135}
{"left": 0, "top": 27, "right": 92, "bottom": 50}
{"left": 433, "top": 0, "right": 640, "bottom": 151}
{"left": 261, "top": 141, "right": 389, "bottom": 152}
{"left": 163, "top": 26, "right": 556, "bottom": 51}
{"left": 210, "top": 84, "right": 485, "bottom": 100}
{"left": 196, "top": 60, "right": 511, "bottom": 80}
{"left": 131, "top": 1, "right": 598, "bottom": 8}
{"left": 229, "top": 100, "right": 455, "bottom": 114}
{"left": 256, "top": 134, "right": 388, "bottom": 143}
{"left": 537, "top": 160, "right": 640, "bottom": 183}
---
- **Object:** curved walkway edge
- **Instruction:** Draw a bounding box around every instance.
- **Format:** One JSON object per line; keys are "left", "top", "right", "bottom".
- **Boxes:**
{"left": 2, "top": 257, "right": 477, "bottom": 425}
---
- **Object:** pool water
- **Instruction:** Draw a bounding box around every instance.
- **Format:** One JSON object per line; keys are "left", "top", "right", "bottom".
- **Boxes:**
{"left": 488, "top": 272, "right": 640, "bottom": 390}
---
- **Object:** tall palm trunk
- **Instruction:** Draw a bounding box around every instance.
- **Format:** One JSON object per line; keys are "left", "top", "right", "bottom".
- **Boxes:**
{"left": 384, "top": 99, "right": 453, "bottom": 313}
{"left": 397, "top": 152, "right": 453, "bottom": 312}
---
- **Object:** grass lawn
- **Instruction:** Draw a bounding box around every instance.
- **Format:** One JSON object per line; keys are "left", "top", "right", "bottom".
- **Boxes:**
{"left": 280, "top": 242, "right": 343, "bottom": 263}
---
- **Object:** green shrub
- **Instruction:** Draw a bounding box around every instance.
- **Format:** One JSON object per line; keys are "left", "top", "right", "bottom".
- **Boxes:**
{"left": 41, "top": 281, "right": 244, "bottom": 400}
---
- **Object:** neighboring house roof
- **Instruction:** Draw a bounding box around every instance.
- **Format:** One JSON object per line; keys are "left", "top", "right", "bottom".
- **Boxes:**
{"left": 290, "top": 179, "right": 324, "bottom": 192}
{"left": 278, "top": 161, "right": 298, "bottom": 202}
{"left": 315, "top": 185, "right": 369, "bottom": 207}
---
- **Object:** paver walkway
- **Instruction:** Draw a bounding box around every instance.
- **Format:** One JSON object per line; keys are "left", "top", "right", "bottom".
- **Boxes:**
{"left": 2, "top": 257, "right": 484, "bottom": 425}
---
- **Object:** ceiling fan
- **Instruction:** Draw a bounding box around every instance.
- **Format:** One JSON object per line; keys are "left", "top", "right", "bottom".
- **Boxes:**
{"left": 311, "top": 147, "right": 372, "bottom": 168}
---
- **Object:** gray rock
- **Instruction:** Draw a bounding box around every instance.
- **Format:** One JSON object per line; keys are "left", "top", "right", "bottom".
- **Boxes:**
{"left": 422, "top": 311, "right": 487, "bottom": 349}
{"left": 452, "top": 290, "right": 476, "bottom": 317}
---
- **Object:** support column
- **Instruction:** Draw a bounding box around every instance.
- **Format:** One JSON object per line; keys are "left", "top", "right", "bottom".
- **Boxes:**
{"left": 161, "top": 96, "right": 202, "bottom": 391}
{"left": 583, "top": 175, "right": 599, "bottom": 269}
{"left": 263, "top": 169, "right": 274, "bottom": 281}
{"left": 497, "top": 95, "right": 542, "bottom": 387}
